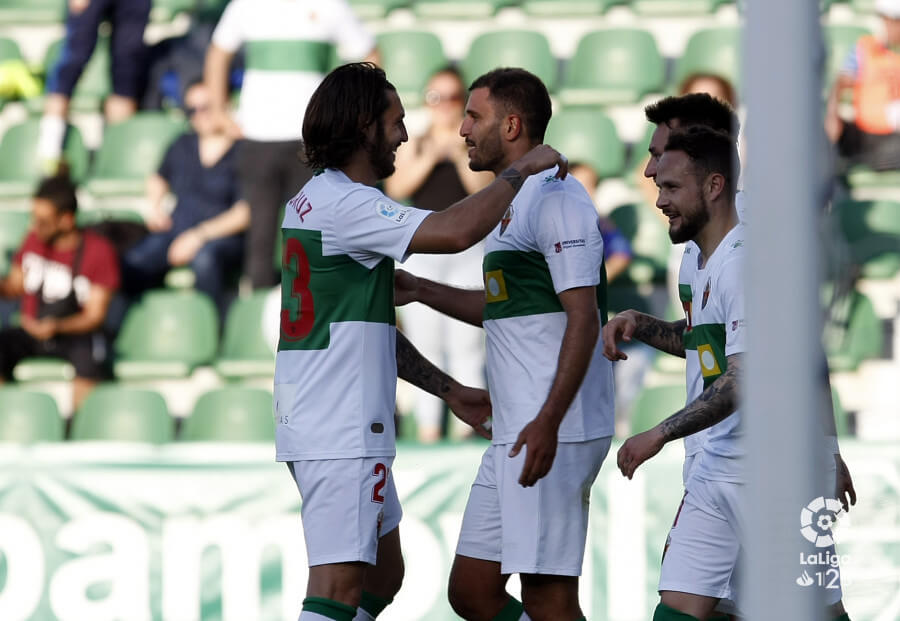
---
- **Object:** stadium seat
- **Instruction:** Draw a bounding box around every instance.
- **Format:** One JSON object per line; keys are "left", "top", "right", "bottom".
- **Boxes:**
{"left": 412, "top": 0, "right": 510, "bottom": 18}
{"left": 0, "top": 210, "right": 30, "bottom": 275}
{"left": 215, "top": 291, "right": 275, "bottom": 380}
{"left": 375, "top": 31, "right": 448, "bottom": 106}
{"left": 181, "top": 387, "right": 274, "bottom": 442}
{"left": 824, "top": 289, "right": 884, "bottom": 372}
{"left": 0, "top": 0, "right": 65, "bottom": 24}
{"left": 835, "top": 199, "right": 900, "bottom": 279}
{"left": 0, "top": 388, "right": 64, "bottom": 443}
{"left": 626, "top": 124, "right": 655, "bottom": 182}
{"left": 544, "top": 108, "right": 625, "bottom": 179}
{"left": 607, "top": 202, "right": 671, "bottom": 285}
{"left": 521, "top": 0, "right": 618, "bottom": 16}
{"left": 0, "top": 119, "right": 89, "bottom": 199}
{"left": 39, "top": 37, "right": 112, "bottom": 113}
{"left": 851, "top": 0, "right": 876, "bottom": 14}
{"left": 674, "top": 27, "right": 741, "bottom": 91}
{"left": 348, "top": 0, "right": 409, "bottom": 19}
{"left": 845, "top": 166, "right": 900, "bottom": 190}
{"left": 629, "top": 384, "right": 686, "bottom": 434}
{"left": 824, "top": 25, "right": 869, "bottom": 89}
{"left": 85, "top": 113, "right": 185, "bottom": 198}
{"left": 0, "top": 37, "right": 23, "bottom": 63}
{"left": 150, "top": 0, "right": 195, "bottom": 22}
{"left": 560, "top": 29, "right": 665, "bottom": 106}
{"left": 630, "top": 0, "right": 730, "bottom": 15}
{"left": 13, "top": 357, "right": 74, "bottom": 382}
{"left": 71, "top": 386, "right": 173, "bottom": 443}
{"left": 461, "top": 31, "right": 558, "bottom": 92}
{"left": 114, "top": 289, "right": 219, "bottom": 379}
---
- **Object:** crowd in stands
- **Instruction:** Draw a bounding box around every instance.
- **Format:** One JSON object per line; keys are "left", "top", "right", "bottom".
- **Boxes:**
{"left": 0, "top": 0, "right": 897, "bottom": 443}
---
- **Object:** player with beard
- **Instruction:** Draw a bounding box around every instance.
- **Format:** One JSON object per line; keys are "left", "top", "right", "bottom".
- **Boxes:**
{"left": 395, "top": 68, "right": 614, "bottom": 621}
{"left": 275, "top": 63, "right": 568, "bottom": 621}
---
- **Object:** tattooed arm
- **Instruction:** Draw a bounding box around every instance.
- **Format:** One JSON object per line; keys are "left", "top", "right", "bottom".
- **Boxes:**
{"left": 616, "top": 353, "right": 743, "bottom": 479}
{"left": 602, "top": 309, "right": 686, "bottom": 360}
{"left": 396, "top": 330, "right": 491, "bottom": 438}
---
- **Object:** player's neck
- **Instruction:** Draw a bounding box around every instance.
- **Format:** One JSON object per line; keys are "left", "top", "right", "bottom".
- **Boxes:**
{"left": 491, "top": 141, "right": 539, "bottom": 177}
{"left": 340, "top": 152, "right": 379, "bottom": 187}
{"left": 694, "top": 202, "right": 738, "bottom": 263}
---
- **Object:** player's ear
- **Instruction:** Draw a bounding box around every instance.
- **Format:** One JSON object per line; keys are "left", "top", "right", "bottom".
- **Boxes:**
{"left": 705, "top": 172, "right": 726, "bottom": 202}
{"left": 503, "top": 114, "right": 522, "bottom": 141}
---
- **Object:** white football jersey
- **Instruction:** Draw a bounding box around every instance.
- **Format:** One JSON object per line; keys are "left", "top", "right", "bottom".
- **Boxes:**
{"left": 481, "top": 168, "right": 615, "bottom": 444}
{"left": 273, "top": 169, "right": 431, "bottom": 461}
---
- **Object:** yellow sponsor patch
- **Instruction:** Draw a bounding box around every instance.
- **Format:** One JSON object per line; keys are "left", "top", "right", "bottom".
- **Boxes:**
{"left": 484, "top": 269, "right": 509, "bottom": 303}
{"left": 698, "top": 343, "right": 722, "bottom": 377}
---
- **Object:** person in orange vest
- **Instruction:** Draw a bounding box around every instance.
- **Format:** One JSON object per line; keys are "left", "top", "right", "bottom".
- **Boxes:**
{"left": 826, "top": 0, "right": 900, "bottom": 171}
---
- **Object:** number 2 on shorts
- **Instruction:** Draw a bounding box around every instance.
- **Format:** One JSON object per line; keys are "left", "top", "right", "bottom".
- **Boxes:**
{"left": 372, "top": 463, "right": 387, "bottom": 504}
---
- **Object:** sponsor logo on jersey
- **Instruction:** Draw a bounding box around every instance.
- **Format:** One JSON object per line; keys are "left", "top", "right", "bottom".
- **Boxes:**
{"left": 499, "top": 205, "right": 513, "bottom": 235}
{"left": 484, "top": 269, "right": 509, "bottom": 303}
{"left": 698, "top": 343, "right": 722, "bottom": 377}
{"left": 542, "top": 175, "right": 561, "bottom": 185}
{"left": 732, "top": 240, "right": 744, "bottom": 249}
{"left": 554, "top": 239, "right": 587, "bottom": 254}
{"left": 376, "top": 200, "right": 412, "bottom": 224}
{"left": 701, "top": 278, "right": 711, "bottom": 309}
{"left": 555, "top": 242, "right": 562, "bottom": 253}
{"left": 731, "top": 319, "right": 745, "bottom": 332}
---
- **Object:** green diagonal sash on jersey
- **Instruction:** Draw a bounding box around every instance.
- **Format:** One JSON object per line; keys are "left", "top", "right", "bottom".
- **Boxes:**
{"left": 482, "top": 250, "right": 608, "bottom": 323}
{"left": 683, "top": 323, "right": 727, "bottom": 387}
{"left": 245, "top": 40, "right": 333, "bottom": 73}
{"left": 278, "top": 229, "right": 394, "bottom": 352}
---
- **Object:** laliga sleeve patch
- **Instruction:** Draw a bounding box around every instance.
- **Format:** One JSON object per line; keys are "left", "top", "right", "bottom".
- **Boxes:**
{"left": 375, "top": 200, "right": 413, "bottom": 225}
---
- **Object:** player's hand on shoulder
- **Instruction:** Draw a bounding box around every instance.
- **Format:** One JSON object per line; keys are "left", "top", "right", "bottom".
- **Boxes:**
{"left": 446, "top": 385, "right": 492, "bottom": 440}
{"left": 394, "top": 269, "right": 419, "bottom": 306}
{"left": 602, "top": 311, "right": 637, "bottom": 361}
{"left": 514, "top": 144, "right": 568, "bottom": 179}
{"left": 617, "top": 426, "right": 665, "bottom": 480}
{"left": 509, "top": 415, "right": 560, "bottom": 487}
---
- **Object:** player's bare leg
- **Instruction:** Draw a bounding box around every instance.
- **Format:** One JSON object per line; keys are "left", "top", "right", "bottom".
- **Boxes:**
{"left": 520, "top": 573, "right": 582, "bottom": 621}
{"left": 355, "top": 527, "right": 404, "bottom": 620}
{"left": 448, "top": 554, "right": 516, "bottom": 620}
{"left": 306, "top": 562, "right": 366, "bottom": 608}
{"left": 656, "top": 591, "right": 720, "bottom": 620}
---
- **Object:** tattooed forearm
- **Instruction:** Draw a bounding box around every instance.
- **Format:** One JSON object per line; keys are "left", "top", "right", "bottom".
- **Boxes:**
{"left": 396, "top": 331, "right": 453, "bottom": 397}
{"left": 659, "top": 354, "right": 742, "bottom": 441}
{"left": 500, "top": 167, "right": 524, "bottom": 192}
{"left": 632, "top": 314, "right": 687, "bottom": 358}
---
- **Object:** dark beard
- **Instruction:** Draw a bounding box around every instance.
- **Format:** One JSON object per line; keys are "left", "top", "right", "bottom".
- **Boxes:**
{"left": 669, "top": 195, "right": 711, "bottom": 244}
{"left": 367, "top": 121, "right": 395, "bottom": 180}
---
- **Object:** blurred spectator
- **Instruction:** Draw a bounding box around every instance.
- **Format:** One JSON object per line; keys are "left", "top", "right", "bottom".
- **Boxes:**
{"left": 570, "top": 162, "right": 633, "bottom": 283}
{"left": 204, "top": 0, "right": 377, "bottom": 289}
{"left": 121, "top": 81, "right": 248, "bottom": 320}
{"left": 826, "top": 0, "right": 900, "bottom": 172}
{"left": 37, "top": 0, "right": 150, "bottom": 171}
{"left": 385, "top": 66, "right": 492, "bottom": 443}
{"left": 0, "top": 174, "right": 119, "bottom": 409}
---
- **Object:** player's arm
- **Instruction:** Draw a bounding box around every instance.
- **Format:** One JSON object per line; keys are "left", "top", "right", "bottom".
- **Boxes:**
{"left": 818, "top": 356, "right": 857, "bottom": 511}
{"left": 396, "top": 330, "right": 490, "bottom": 438}
{"left": 0, "top": 264, "right": 24, "bottom": 298}
{"left": 406, "top": 145, "right": 567, "bottom": 254}
{"left": 510, "top": 285, "right": 599, "bottom": 487}
{"left": 617, "top": 353, "right": 742, "bottom": 479}
{"left": 394, "top": 269, "right": 485, "bottom": 327}
{"left": 602, "top": 309, "right": 686, "bottom": 361}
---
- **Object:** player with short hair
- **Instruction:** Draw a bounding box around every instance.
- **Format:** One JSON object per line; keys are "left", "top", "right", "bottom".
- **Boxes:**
{"left": 395, "top": 67, "right": 614, "bottom": 621}
{"left": 275, "top": 62, "right": 569, "bottom": 621}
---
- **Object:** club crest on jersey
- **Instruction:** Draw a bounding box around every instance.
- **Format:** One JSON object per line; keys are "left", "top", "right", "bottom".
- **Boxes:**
{"left": 499, "top": 205, "right": 513, "bottom": 235}
{"left": 701, "top": 278, "right": 711, "bottom": 309}
{"left": 376, "top": 201, "right": 412, "bottom": 224}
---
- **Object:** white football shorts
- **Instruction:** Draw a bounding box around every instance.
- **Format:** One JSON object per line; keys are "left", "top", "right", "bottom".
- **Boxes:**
{"left": 456, "top": 437, "right": 611, "bottom": 576}
{"left": 288, "top": 457, "right": 402, "bottom": 566}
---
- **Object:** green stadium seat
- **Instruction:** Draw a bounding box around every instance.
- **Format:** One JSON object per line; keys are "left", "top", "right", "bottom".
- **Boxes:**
{"left": 181, "top": 387, "right": 274, "bottom": 442}
{"left": 835, "top": 199, "right": 900, "bottom": 279}
{"left": 824, "top": 289, "right": 884, "bottom": 372}
{"left": 348, "top": 0, "right": 408, "bottom": 18}
{"left": 626, "top": 124, "right": 655, "bottom": 182}
{"left": 461, "top": 31, "right": 558, "bottom": 92}
{"left": 629, "top": 384, "right": 686, "bottom": 435}
{"left": 39, "top": 38, "right": 112, "bottom": 113}
{"left": 0, "top": 119, "right": 89, "bottom": 199}
{"left": 13, "top": 357, "right": 74, "bottom": 382}
{"left": 824, "top": 25, "right": 869, "bottom": 89}
{"left": 560, "top": 29, "right": 665, "bottom": 106}
{"left": 631, "top": 0, "right": 730, "bottom": 15}
{"left": 0, "top": 37, "right": 23, "bottom": 63}
{"left": 0, "top": 0, "right": 65, "bottom": 24}
{"left": 86, "top": 113, "right": 185, "bottom": 198}
{"left": 150, "top": 0, "right": 195, "bottom": 22}
{"left": 412, "top": 0, "right": 509, "bottom": 18}
{"left": 544, "top": 108, "right": 625, "bottom": 179}
{"left": 376, "top": 31, "right": 448, "bottom": 106}
{"left": 521, "top": 0, "right": 618, "bottom": 16}
{"left": 851, "top": 0, "right": 876, "bottom": 13}
{"left": 215, "top": 292, "right": 275, "bottom": 380}
{"left": 0, "top": 388, "right": 63, "bottom": 443}
{"left": 71, "top": 386, "right": 173, "bottom": 443}
{"left": 845, "top": 167, "right": 900, "bottom": 190}
{"left": 607, "top": 202, "right": 671, "bottom": 285}
{"left": 114, "top": 289, "right": 219, "bottom": 379}
{"left": 674, "top": 27, "right": 741, "bottom": 91}
{"left": 0, "top": 210, "right": 30, "bottom": 276}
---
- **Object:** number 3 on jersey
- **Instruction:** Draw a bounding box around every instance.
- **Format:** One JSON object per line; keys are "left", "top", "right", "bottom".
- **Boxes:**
{"left": 372, "top": 463, "right": 388, "bottom": 504}
{"left": 281, "top": 237, "right": 315, "bottom": 340}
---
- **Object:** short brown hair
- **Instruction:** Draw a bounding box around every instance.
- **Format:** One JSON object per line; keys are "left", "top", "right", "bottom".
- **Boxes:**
{"left": 469, "top": 67, "right": 552, "bottom": 143}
